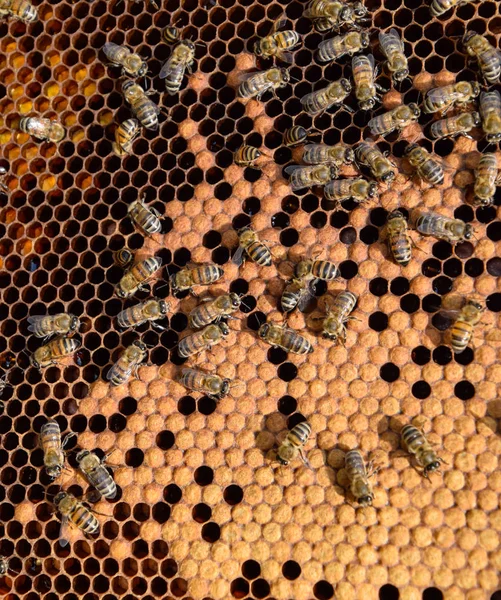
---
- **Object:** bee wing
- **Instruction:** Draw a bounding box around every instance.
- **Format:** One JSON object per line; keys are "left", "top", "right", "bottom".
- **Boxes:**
{"left": 159, "top": 55, "right": 178, "bottom": 79}
{"left": 232, "top": 245, "right": 245, "bottom": 267}
{"left": 378, "top": 30, "right": 389, "bottom": 46}
{"left": 277, "top": 50, "right": 294, "bottom": 64}
{"left": 27, "top": 315, "right": 48, "bottom": 335}
{"left": 300, "top": 90, "right": 317, "bottom": 107}
{"left": 284, "top": 165, "right": 303, "bottom": 175}
{"left": 271, "top": 15, "right": 288, "bottom": 33}
{"left": 59, "top": 516, "right": 70, "bottom": 547}
{"left": 366, "top": 54, "right": 376, "bottom": 70}
{"left": 368, "top": 116, "right": 380, "bottom": 136}
{"left": 297, "top": 287, "right": 315, "bottom": 312}
{"left": 102, "top": 42, "right": 119, "bottom": 59}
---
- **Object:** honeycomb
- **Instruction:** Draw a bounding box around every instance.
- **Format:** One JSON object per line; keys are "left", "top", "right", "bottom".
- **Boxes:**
{"left": 1, "top": 0, "right": 501, "bottom": 596}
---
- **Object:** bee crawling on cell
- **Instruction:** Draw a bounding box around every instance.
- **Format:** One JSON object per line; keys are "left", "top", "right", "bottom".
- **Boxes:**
{"left": 401, "top": 424, "right": 447, "bottom": 479}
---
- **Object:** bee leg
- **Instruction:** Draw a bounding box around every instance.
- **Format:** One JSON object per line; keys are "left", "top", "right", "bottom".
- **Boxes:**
{"left": 151, "top": 321, "right": 167, "bottom": 331}
{"left": 366, "top": 460, "right": 380, "bottom": 478}
{"left": 343, "top": 103, "right": 355, "bottom": 114}
{"left": 298, "top": 448, "right": 313, "bottom": 470}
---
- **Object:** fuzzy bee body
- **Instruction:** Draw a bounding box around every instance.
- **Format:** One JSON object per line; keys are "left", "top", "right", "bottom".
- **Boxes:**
{"left": 401, "top": 424, "right": 444, "bottom": 478}
{"left": 416, "top": 211, "right": 473, "bottom": 243}
{"left": 258, "top": 322, "right": 313, "bottom": 354}
{"left": 423, "top": 81, "right": 480, "bottom": 115}
{"left": 368, "top": 103, "right": 420, "bottom": 137}
{"left": 474, "top": 153, "right": 500, "bottom": 206}
{"left": 254, "top": 16, "right": 300, "bottom": 63}
{"left": 170, "top": 265, "right": 224, "bottom": 294}
{"left": 128, "top": 199, "right": 162, "bottom": 235}
{"left": 281, "top": 278, "right": 314, "bottom": 313}
{"left": 28, "top": 313, "right": 80, "bottom": 339}
{"left": 54, "top": 492, "right": 99, "bottom": 545}
{"left": 305, "top": 0, "right": 369, "bottom": 32}
{"left": 450, "top": 299, "right": 483, "bottom": 354}
{"left": 178, "top": 322, "right": 230, "bottom": 358}
{"left": 115, "top": 257, "right": 162, "bottom": 298}
{"left": 162, "top": 25, "right": 180, "bottom": 45}
{"left": 238, "top": 68, "right": 290, "bottom": 100}
{"left": 283, "top": 126, "right": 318, "bottom": 147}
{"left": 40, "top": 420, "right": 72, "bottom": 479}
{"left": 322, "top": 291, "right": 357, "bottom": 343}
{"left": 0, "top": 0, "right": 37, "bottom": 23}
{"left": 300, "top": 78, "right": 352, "bottom": 116}
{"left": 114, "top": 248, "right": 134, "bottom": 269}
{"left": 113, "top": 119, "right": 140, "bottom": 156}
{"left": 20, "top": 116, "right": 65, "bottom": 142}
{"left": 430, "top": 111, "right": 481, "bottom": 140}
{"left": 430, "top": 0, "right": 475, "bottom": 16}
{"left": 285, "top": 164, "right": 339, "bottom": 191}
{"left": 117, "top": 298, "right": 169, "bottom": 329}
{"left": 345, "top": 449, "right": 374, "bottom": 506}
{"left": 463, "top": 31, "right": 501, "bottom": 85}
{"left": 76, "top": 450, "right": 117, "bottom": 499}
{"left": 405, "top": 144, "right": 444, "bottom": 186}
{"left": 178, "top": 368, "right": 231, "bottom": 400}
{"left": 316, "top": 30, "right": 369, "bottom": 63}
{"left": 234, "top": 145, "right": 262, "bottom": 167}
{"left": 324, "top": 178, "right": 378, "bottom": 205}
{"left": 233, "top": 228, "right": 272, "bottom": 267}
{"left": 480, "top": 90, "right": 501, "bottom": 143}
{"left": 277, "top": 422, "right": 311, "bottom": 466}
{"left": 352, "top": 54, "right": 381, "bottom": 111}
{"left": 386, "top": 210, "right": 412, "bottom": 266}
{"left": 189, "top": 293, "right": 241, "bottom": 329}
{"left": 379, "top": 28, "right": 408, "bottom": 85}
{"left": 302, "top": 143, "right": 354, "bottom": 167}
{"left": 107, "top": 340, "right": 147, "bottom": 386}
{"left": 160, "top": 40, "right": 196, "bottom": 95}
{"left": 30, "top": 337, "right": 81, "bottom": 370}
{"left": 355, "top": 142, "right": 395, "bottom": 183}
{"left": 295, "top": 259, "right": 339, "bottom": 281}
{"left": 103, "top": 43, "right": 147, "bottom": 78}
{"left": 122, "top": 80, "right": 160, "bottom": 130}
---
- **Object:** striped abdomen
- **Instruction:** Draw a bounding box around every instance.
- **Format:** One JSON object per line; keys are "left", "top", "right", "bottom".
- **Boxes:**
{"left": 70, "top": 504, "right": 99, "bottom": 534}
{"left": 178, "top": 368, "right": 207, "bottom": 392}
{"left": 134, "top": 98, "right": 159, "bottom": 130}
{"left": 165, "top": 63, "right": 185, "bottom": 95}
{"left": 246, "top": 241, "right": 272, "bottom": 266}
{"left": 190, "top": 265, "right": 224, "bottom": 285}
{"left": 276, "top": 30, "right": 300, "bottom": 49}
{"left": 117, "top": 303, "right": 148, "bottom": 328}
{"left": 450, "top": 318, "right": 474, "bottom": 353}
{"left": 129, "top": 202, "right": 162, "bottom": 235}
{"left": 89, "top": 465, "right": 117, "bottom": 499}
{"left": 51, "top": 337, "right": 80, "bottom": 358}
{"left": 311, "top": 260, "right": 338, "bottom": 280}
{"left": 287, "top": 422, "right": 311, "bottom": 447}
{"left": 281, "top": 330, "right": 313, "bottom": 354}
{"left": 429, "top": 0, "right": 456, "bottom": 17}
{"left": 189, "top": 301, "right": 219, "bottom": 329}
{"left": 332, "top": 291, "right": 357, "bottom": 317}
{"left": 129, "top": 257, "right": 162, "bottom": 284}
{"left": 283, "top": 126, "right": 308, "bottom": 147}
{"left": 478, "top": 47, "right": 501, "bottom": 84}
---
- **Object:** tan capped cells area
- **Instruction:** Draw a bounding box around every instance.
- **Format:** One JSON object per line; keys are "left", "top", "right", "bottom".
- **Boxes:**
{"left": 0, "top": 0, "right": 501, "bottom": 598}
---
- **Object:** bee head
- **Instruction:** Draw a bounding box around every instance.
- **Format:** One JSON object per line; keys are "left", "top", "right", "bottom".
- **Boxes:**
{"left": 472, "top": 112, "right": 481, "bottom": 127}
{"left": 329, "top": 166, "right": 339, "bottom": 179}
{"left": 475, "top": 194, "right": 492, "bottom": 206}
{"left": 133, "top": 340, "right": 148, "bottom": 351}
{"left": 53, "top": 492, "right": 66, "bottom": 506}
{"left": 462, "top": 31, "right": 475, "bottom": 45}
{"left": 220, "top": 379, "right": 230, "bottom": 397}
{"left": 345, "top": 148, "right": 355, "bottom": 164}
{"left": 471, "top": 82, "right": 481, "bottom": 97}
{"left": 276, "top": 456, "right": 289, "bottom": 466}
{"left": 322, "top": 332, "right": 337, "bottom": 341}
{"left": 254, "top": 41, "right": 263, "bottom": 56}
{"left": 388, "top": 210, "right": 403, "bottom": 221}
{"left": 468, "top": 300, "right": 483, "bottom": 311}
{"left": 69, "top": 315, "right": 80, "bottom": 332}
{"left": 464, "top": 224, "right": 473, "bottom": 240}
{"left": 122, "top": 79, "right": 134, "bottom": 92}
{"left": 138, "top": 63, "right": 148, "bottom": 77}
{"left": 360, "top": 99, "right": 375, "bottom": 110}
{"left": 258, "top": 323, "right": 270, "bottom": 339}
{"left": 409, "top": 103, "right": 421, "bottom": 117}
{"left": 353, "top": 2, "right": 367, "bottom": 16}
{"left": 487, "top": 133, "right": 501, "bottom": 143}
{"left": 169, "top": 273, "right": 178, "bottom": 292}
{"left": 382, "top": 171, "right": 395, "bottom": 183}
{"left": 30, "top": 356, "right": 40, "bottom": 370}
{"left": 218, "top": 322, "right": 230, "bottom": 336}
{"left": 229, "top": 293, "right": 241, "bottom": 308}
{"left": 158, "top": 300, "right": 169, "bottom": 315}
{"left": 340, "top": 78, "right": 352, "bottom": 93}
{"left": 368, "top": 181, "right": 378, "bottom": 198}
{"left": 359, "top": 494, "right": 374, "bottom": 506}
{"left": 46, "top": 466, "right": 62, "bottom": 478}
{"left": 280, "top": 68, "right": 290, "bottom": 83}
{"left": 424, "top": 461, "right": 441, "bottom": 475}
{"left": 360, "top": 31, "right": 370, "bottom": 47}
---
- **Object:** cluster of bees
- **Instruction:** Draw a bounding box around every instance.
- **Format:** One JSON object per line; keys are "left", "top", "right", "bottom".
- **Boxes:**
{"left": 0, "top": 0, "right": 498, "bottom": 556}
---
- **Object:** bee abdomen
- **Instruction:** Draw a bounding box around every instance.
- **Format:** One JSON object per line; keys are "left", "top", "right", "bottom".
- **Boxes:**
{"left": 93, "top": 468, "right": 117, "bottom": 499}
{"left": 247, "top": 241, "right": 272, "bottom": 266}
{"left": 284, "top": 331, "right": 312, "bottom": 354}
{"left": 450, "top": 321, "right": 472, "bottom": 352}
{"left": 345, "top": 449, "right": 365, "bottom": 476}
{"left": 72, "top": 506, "right": 99, "bottom": 534}
{"left": 117, "top": 305, "right": 145, "bottom": 329}
{"left": 281, "top": 288, "right": 300, "bottom": 312}
{"left": 191, "top": 265, "right": 224, "bottom": 285}
{"left": 401, "top": 424, "right": 423, "bottom": 450}
{"left": 283, "top": 126, "right": 307, "bottom": 147}
{"left": 189, "top": 304, "right": 215, "bottom": 329}
{"left": 276, "top": 30, "right": 300, "bottom": 49}
{"left": 390, "top": 233, "right": 412, "bottom": 266}
{"left": 289, "top": 422, "right": 311, "bottom": 446}
{"left": 136, "top": 101, "right": 159, "bottom": 130}
{"left": 312, "top": 260, "right": 338, "bottom": 280}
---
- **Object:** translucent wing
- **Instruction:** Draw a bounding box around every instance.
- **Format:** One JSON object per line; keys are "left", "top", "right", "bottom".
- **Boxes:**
{"left": 159, "top": 55, "right": 178, "bottom": 79}
{"left": 284, "top": 165, "right": 303, "bottom": 175}
{"left": 271, "top": 15, "right": 288, "bottom": 33}
{"left": 59, "top": 516, "right": 70, "bottom": 547}
{"left": 366, "top": 54, "right": 376, "bottom": 70}
{"left": 27, "top": 315, "right": 49, "bottom": 336}
{"left": 297, "top": 287, "right": 315, "bottom": 311}
{"left": 232, "top": 245, "right": 245, "bottom": 267}
{"left": 277, "top": 50, "right": 294, "bottom": 64}
{"left": 389, "top": 28, "right": 404, "bottom": 50}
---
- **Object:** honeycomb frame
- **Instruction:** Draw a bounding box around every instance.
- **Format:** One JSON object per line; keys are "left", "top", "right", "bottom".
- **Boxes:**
{"left": 0, "top": 0, "right": 501, "bottom": 598}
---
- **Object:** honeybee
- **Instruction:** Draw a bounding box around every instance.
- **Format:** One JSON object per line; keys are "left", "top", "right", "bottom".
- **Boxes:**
{"left": 480, "top": 90, "right": 501, "bottom": 143}
{"left": 283, "top": 126, "right": 320, "bottom": 147}
{"left": 234, "top": 145, "right": 266, "bottom": 168}
{"left": 352, "top": 54, "right": 385, "bottom": 111}
{"left": 0, "top": 372, "right": 11, "bottom": 402}
{"left": 54, "top": 492, "right": 99, "bottom": 546}
{"left": 113, "top": 119, "right": 140, "bottom": 156}
{"left": 30, "top": 337, "right": 81, "bottom": 370}
{"left": 0, "top": 556, "right": 17, "bottom": 576}
{"left": 40, "top": 420, "right": 75, "bottom": 479}
{"left": 474, "top": 153, "right": 501, "bottom": 206}
{"left": 160, "top": 40, "right": 196, "bottom": 95}
{"left": 114, "top": 248, "right": 134, "bottom": 269}
{"left": 302, "top": 143, "right": 355, "bottom": 167}
{"left": 258, "top": 322, "right": 313, "bottom": 354}
{"left": 322, "top": 291, "right": 357, "bottom": 343}
{"left": 233, "top": 228, "right": 272, "bottom": 267}
{"left": 117, "top": 298, "right": 169, "bottom": 330}
{"left": 115, "top": 256, "right": 163, "bottom": 298}
{"left": 386, "top": 210, "right": 412, "bottom": 266}
{"left": 107, "top": 340, "right": 148, "bottom": 386}
{"left": 281, "top": 277, "right": 314, "bottom": 313}
{"left": 304, "top": 0, "right": 369, "bottom": 33}
{"left": 300, "top": 79, "right": 352, "bottom": 116}
{"left": 285, "top": 164, "right": 339, "bottom": 191}
{"left": 103, "top": 43, "right": 147, "bottom": 78}
{"left": 162, "top": 25, "right": 180, "bottom": 45}
{"left": 122, "top": 80, "right": 160, "bottom": 130}
{"left": 189, "top": 293, "right": 241, "bottom": 329}
{"left": 355, "top": 142, "right": 396, "bottom": 183}
{"left": 404, "top": 144, "right": 444, "bottom": 186}
{"left": 430, "top": 111, "right": 481, "bottom": 140}
{"left": 345, "top": 449, "right": 376, "bottom": 507}
{"left": 430, "top": 0, "right": 475, "bottom": 17}
{"left": 276, "top": 422, "right": 311, "bottom": 467}
{"left": 19, "top": 116, "right": 65, "bottom": 143}
{"left": 0, "top": 166, "right": 8, "bottom": 194}
{"left": 423, "top": 81, "right": 481, "bottom": 115}
{"left": 378, "top": 28, "right": 409, "bottom": 86}
{"left": 238, "top": 68, "right": 290, "bottom": 100}
{"left": 316, "top": 30, "right": 370, "bottom": 63}
{"left": 27, "top": 313, "right": 80, "bottom": 340}
{"left": 178, "top": 367, "right": 232, "bottom": 400}
{"left": 128, "top": 197, "right": 162, "bottom": 236}
{"left": 463, "top": 32, "right": 501, "bottom": 85}
{"left": 401, "top": 424, "right": 445, "bottom": 478}
{"left": 324, "top": 178, "right": 378, "bottom": 205}
{"left": 415, "top": 211, "right": 473, "bottom": 243}
{"left": 178, "top": 322, "right": 230, "bottom": 358}
{"left": 254, "top": 15, "right": 300, "bottom": 63}
{"left": 368, "top": 103, "right": 420, "bottom": 137}
{"left": 76, "top": 450, "right": 117, "bottom": 500}
{"left": 295, "top": 258, "right": 339, "bottom": 281}
{"left": 449, "top": 298, "right": 484, "bottom": 353}
{"left": 170, "top": 265, "right": 224, "bottom": 294}
{"left": 0, "top": 0, "right": 37, "bottom": 23}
